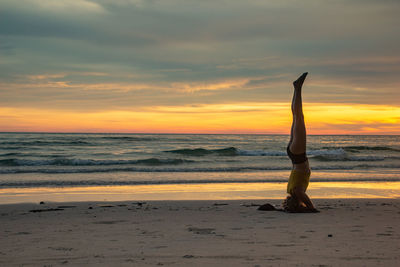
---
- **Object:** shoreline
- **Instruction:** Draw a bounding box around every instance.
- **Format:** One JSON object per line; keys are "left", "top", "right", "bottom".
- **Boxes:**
{"left": 1, "top": 181, "right": 399, "bottom": 204}
{"left": 1, "top": 198, "right": 399, "bottom": 266}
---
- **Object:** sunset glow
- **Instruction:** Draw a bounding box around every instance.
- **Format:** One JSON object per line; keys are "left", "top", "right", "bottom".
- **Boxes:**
{"left": 1, "top": 182, "right": 400, "bottom": 204}
{"left": 1, "top": 103, "right": 399, "bottom": 134}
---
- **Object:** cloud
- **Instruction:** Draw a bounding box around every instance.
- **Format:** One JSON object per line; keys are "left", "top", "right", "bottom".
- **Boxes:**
{"left": 34, "top": 0, "right": 106, "bottom": 14}
{"left": 0, "top": 0, "right": 399, "bottom": 133}
{"left": 2, "top": 0, "right": 106, "bottom": 15}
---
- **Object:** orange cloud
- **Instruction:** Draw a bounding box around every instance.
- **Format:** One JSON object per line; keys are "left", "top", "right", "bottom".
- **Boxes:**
{"left": 3, "top": 75, "right": 256, "bottom": 93}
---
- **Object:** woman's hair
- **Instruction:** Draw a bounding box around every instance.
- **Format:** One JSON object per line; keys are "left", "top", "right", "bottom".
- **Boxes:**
{"left": 282, "top": 195, "right": 301, "bottom": 212}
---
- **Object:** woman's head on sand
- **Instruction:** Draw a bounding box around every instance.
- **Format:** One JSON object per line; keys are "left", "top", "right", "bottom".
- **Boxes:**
{"left": 282, "top": 195, "right": 302, "bottom": 212}
{"left": 283, "top": 195, "right": 320, "bottom": 213}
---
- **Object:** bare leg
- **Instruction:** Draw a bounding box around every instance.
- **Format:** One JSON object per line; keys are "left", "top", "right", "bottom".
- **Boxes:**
{"left": 289, "top": 72, "right": 307, "bottom": 154}
{"left": 286, "top": 73, "right": 318, "bottom": 212}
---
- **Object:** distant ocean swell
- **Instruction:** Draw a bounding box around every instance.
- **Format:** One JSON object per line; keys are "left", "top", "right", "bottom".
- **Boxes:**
{"left": 166, "top": 146, "right": 400, "bottom": 157}
{"left": 3, "top": 138, "right": 399, "bottom": 150}
{"left": 0, "top": 140, "right": 93, "bottom": 146}
{"left": 1, "top": 164, "right": 400, "bottom": 174}
{"left": 324, "top": 146, "right": 400, "bottom": 152}
{"left": 0, "top": 136, "right": 184, "bottom": 146}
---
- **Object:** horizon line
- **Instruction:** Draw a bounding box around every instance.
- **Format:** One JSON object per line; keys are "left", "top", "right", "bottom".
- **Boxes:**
{"left": 0, "top": 131, "right": 399, "bottom": 136}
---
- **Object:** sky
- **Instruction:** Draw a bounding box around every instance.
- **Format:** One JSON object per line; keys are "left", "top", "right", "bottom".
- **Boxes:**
{"left": 1, "top": 0, "right": 399, "bottom": 134}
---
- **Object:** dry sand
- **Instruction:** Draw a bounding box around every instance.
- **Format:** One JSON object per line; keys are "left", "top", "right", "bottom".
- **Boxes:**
{"left": 1, "top": 199, "right": 399, "bottom": 266}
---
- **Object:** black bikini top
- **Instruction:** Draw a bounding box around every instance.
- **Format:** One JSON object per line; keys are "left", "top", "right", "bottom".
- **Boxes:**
{"left": 287, "top": 145, "right": 308, "bottom": 164}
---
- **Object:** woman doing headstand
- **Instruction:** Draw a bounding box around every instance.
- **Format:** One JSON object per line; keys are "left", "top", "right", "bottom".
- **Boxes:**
{"left": 285, "top": 72, "right": 318, "bottom": 212}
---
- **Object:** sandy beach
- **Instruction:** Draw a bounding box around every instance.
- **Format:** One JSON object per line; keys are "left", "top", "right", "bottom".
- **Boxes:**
{"left": 1, "top": 198, "right": 399, "bottom": 266}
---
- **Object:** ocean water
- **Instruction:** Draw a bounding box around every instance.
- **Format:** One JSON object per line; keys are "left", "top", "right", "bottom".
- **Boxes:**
{"left": 0, "top": 133, "right": 399, "bottom": 189}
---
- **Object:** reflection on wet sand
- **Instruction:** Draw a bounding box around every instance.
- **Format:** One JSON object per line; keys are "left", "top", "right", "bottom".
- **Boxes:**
{"left": 1, "top": 181, "right": 399, "bottom": 204}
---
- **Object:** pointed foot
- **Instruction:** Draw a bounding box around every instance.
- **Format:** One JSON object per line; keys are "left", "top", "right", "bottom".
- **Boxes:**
{"left": 293, "top": 72, "right": 308, "bottom": 89}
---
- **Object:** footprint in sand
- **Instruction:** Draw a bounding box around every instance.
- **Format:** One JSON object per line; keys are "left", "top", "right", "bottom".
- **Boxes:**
{"left": 92, "top": 220, "right": 127, "bottom": 224}
{"left": 188, "top": 227, "right": 215, "bottom": 235}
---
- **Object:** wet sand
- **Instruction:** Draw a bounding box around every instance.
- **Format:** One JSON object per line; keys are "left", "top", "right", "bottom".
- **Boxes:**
{"left": 1, "top": 199, "right": 399, "bottom": 266}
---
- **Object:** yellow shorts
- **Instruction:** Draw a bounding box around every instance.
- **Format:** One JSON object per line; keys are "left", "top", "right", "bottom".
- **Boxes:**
{"left": 287, "top": 169, "right": 311, "bottom": 194}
